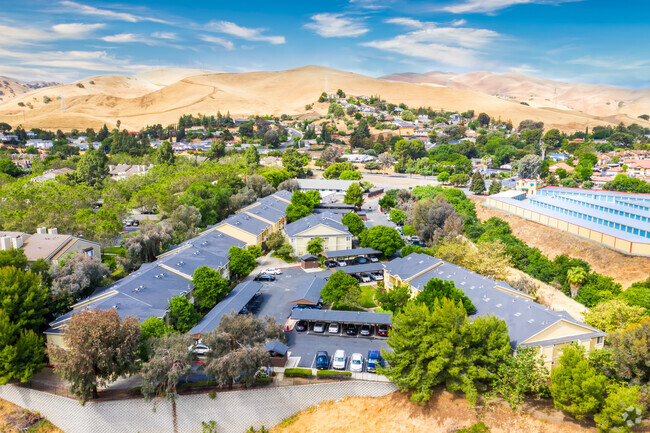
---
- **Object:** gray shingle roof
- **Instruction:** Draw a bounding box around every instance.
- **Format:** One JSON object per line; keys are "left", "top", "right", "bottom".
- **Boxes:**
{"left": 265, "top": 340, "right": 289, "bottom": 355}
{"left": 190, "top": 280, "right": 262, "bottom": 335}
{"left": 291, "top": 309, "right": 392, "bottom": 325}
{"left": 284, "top": 212, "right": 350, "bottom": 237}
{"left": 332, "top": 263, "right": 384, "bottom": 274}
{"left": 156, "top": 248, "right": 229, "bottom": 278}
{"left": 243, "top": 203, "right": 285, "bottom": 224}
{"left": 290, "top": 277, "right": 326, "bottom": 305}
{"left": 217, "top": 212, "right": 271, "bottom": 236}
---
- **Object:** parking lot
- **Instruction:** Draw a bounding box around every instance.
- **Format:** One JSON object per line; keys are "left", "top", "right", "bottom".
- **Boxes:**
{"left": 247, "top": 266, "right": 391, "bottom": 370}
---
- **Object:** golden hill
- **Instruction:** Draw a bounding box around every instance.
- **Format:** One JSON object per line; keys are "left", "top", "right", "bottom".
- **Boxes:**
{"left": 383, "top": 70, "right": 650, "bottom": 122}
{"left": 0, "top": 76, "right": 59, "bottom": 104}
{"left": 1, "top": 65, "right": 647, "bottom": 131}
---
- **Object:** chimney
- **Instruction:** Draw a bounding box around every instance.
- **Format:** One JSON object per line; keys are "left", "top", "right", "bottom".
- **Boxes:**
{"left": 0, "top": 236, "right": 10, "bottom": 251}
{"left": 11, "top": 235, "right": 23, "bottom": 249}
{"left": 36, "top": 227, "right": 47, "bottom": 234}
{"left": 48, "top": 228, "right": 58, "bottom": 235}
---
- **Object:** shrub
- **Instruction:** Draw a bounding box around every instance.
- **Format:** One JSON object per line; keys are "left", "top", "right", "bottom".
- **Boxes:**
{"left": 317, "top": 370, "right": 352, "bottom": 378}
{"left": 283, "top": 368, "right": 313, "bottom": 378}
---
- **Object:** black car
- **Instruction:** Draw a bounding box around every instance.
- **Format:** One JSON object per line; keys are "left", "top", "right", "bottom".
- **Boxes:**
{"left": 255, "top": 274, "right": 275, "bottom": 281}
{"left": 324, "top": 260, "right": 337, "bottom": 268}
{"left": 345, "top": 323, "right": 357, "bottom": 335}
{"left": 315, "top": 351, "right": 329, "bottom": 370}
{"left": 353, "top": 257, "right": 368, "bottom": 264}
{"left": 295, "top": 320, "right": 308, "bottom": 332}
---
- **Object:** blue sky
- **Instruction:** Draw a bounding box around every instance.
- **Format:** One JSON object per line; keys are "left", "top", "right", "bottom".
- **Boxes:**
{"left": 1, "top": 0, "right": 648, "bottom": 88}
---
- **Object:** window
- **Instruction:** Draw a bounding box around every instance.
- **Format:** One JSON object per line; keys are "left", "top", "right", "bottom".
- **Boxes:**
{"left": 83, "top": 247, "right": 94, "bottom": 257}
{"left": 597, "top": 336, "right": 604, "bottom": 345}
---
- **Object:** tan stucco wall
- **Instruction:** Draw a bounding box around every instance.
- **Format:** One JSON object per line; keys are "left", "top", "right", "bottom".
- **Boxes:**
{"left": 215, "top": 224, "right": 259, "bottom": 246}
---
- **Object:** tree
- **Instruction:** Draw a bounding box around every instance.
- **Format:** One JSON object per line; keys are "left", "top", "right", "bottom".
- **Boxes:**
{"left": 341, "top": 212, "right": 365, "bottom": 237}
{"left": 141, "top": 333, "right": 195, "bottom": 433}
{"left": 321, "top": 270, "right": 361, "bottom": 306}
{"left": 416, "top": 278, "right": 476, "bottom": 314}
{"left": 181, "top": 182, "right": 232, "bottom": 227}
{"left": 402, "top": 225, "right": 416, "bottom": 237}
{"left": 306, "top": 237, "right": 324, "bottom": 256}
{"left": 247, "top": 245, "right": 263, "bottom": 258}
{"left": 388, "top": 208, "right": 407, "bottom": 225}
{"left": 595, "top": 384, "right": 644, "bottom": 433}
{"left": 488, "top": 346, "right": 549, "bottom": 409}
{"left": 0, "top": 122, "right": 11, "bottom": 132}
{"left": 245, "top": 174, "right": 275, "bottom": 197}
{"left": 76, "top": 147, "right": 109, "bottom": 187}
{"left": 359, "top": 225, "right": 404, "bottom": 257}
{"left": 155, "top": 141, "right": 175, "bottom": 165}
{"left": 244, "top": 145, "right": 260, "bottom": 167}
{"left": 122, "top": 222, "right": 173, "bottom": 270}
{"left": 0, "top": 267, "right": 49, "bottom": 385}
{"left": 567, "top": 266, "right": 588, "bottom": 298}
{"left": 0, "top": 248, "right": 28, "bottom": 269}
{"left": 344, "top": 183, "right": 363, "bottom": 207}
{"left": 323, "top": 162, "right": 357, "bottom": 179}
{"left": 169, "top": 205, "right": 202, "bottom": 243}
{"left": 542, "top": 129, "right": 562, "bottom": 149}
{"left": 583, "top": 299, "right": 645, "bottom": 333}
{"left": 49, "top": 308, "right": 140, "bottom": 403}
{"left": 437, "top": 171, "right": 450, "bottom": 183}
{"left": 286, "top": 203, "right": 311, "bottom": 223}
{"left": 202, "top": 313, "right": 284, "bottom": 390}
{"left": 550, "top": 344, "right": 607, "bottom": 419}
{"left": 50, "top": 253, "right": 110, "bottom": 301}
{"left": 469, "top": 172, "right": 486, "bottom": 194}
{"left": 138, "top": 317, "right": 174, "bottom": 361}
{"left": 378, "top": 153, "right": 396, "bottom": 173}
{"left": 340, "top": 170, "right": 362, "bottom": 180}
{"left": 488, "top": 180, "right": 501, "bottom": 195}
{"left": 382, "top": 299, "right": 510, "bottom": 404}
{"left": 378, "top": 195, "right": 395, "bottom": 210}
{"left": 277, "top": 178, "right": 299, "bottom": 192}
{"left": 0, "top": 160, "right": 22, "bottom": 177}
{"left": 266, "top": 231, "right": 286, "bottom": 252}
{"left": 228, "top": 246, "right": 257, "bottom": 279}
{"left": 192, "top": 266, "right": 231, "bottom": 310}
{"left": 517, "top": 154, "right": 542, "bottom": 179}
{"left": 605, "top": 318, "right": 650, "bottom": 384}
{"left": 263, "top": 130, "right": 280, "bottom": 148}
{"left": 376, "top": 284, "right": 411, "bottom": 313}
{"left": 282, "top": 148, "right": 307, "bottom": 178}
{"left": 478, "top": 112, "right": 490, "bottom": 127}
{"left": 450, "top": 173, "right": 470, "bottom": 186}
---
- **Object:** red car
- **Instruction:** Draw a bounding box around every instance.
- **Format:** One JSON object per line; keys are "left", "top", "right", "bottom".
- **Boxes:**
{"left": 377, "top": 324, "right": 390, "bottom": 337}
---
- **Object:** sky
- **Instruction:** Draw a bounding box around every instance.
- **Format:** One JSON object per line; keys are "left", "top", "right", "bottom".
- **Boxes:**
{"left": 1, "top": 0, "right": 649, "bottom": 88}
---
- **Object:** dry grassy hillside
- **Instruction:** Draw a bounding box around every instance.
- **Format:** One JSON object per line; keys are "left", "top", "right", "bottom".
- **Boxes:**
{"left": 384, "top": 70, "right": 650, "bottom": 122}
{"left": 0, "top": 65, "right": 640, "bottom": 131}
{"left": 0, "top": 76, "right": 59, "bottom": 104}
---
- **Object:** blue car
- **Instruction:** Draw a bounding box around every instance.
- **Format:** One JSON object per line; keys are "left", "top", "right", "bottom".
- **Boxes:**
{"left": 316, "top": 351, "right": 329, "bottom": 370}
{"left": 367, "top": 350, "right": 381, "bottom": 373}
{"left": 255, "top": 274, "right": 275, "bottom": 281}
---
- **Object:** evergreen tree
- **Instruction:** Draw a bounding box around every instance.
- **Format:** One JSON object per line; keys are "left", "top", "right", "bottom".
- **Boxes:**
{"left": 76, "top": 146, "right": 108, "bottom": 187}
{"left": 244, "top": 145, "right": 260, "bottom": 167}
{"left": 344, "top": 183, "right": 364, "bottom": 207}
{"left": 154, "top": 140, "right": 175, "bottom": 165}
{"left": 469, "top": 172, "right": 486, "bottom": 194}
{"left": 192, "top": 266, "right": 231, "bottom": 310}
{"left": 488, "top": 180, "right": 502, "bottom": 195}
{"left": 416, "top": 278, "right": 476, "bottom": 314}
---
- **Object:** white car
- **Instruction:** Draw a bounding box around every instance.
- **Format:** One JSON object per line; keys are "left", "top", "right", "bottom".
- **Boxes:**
{"left": 337, "top": 260, "right": 347, "bottom": 267}
{"left": 313, "top": 322, "right": 326, "bottom": 333}
{"left": 360, "top": 273, "right": 371, "bottom": 283}
{"left": 350, "top": 353, "right": 364, "bottom": 372}
{"left": 369, "top": 256, "right": 379, "bottom": 263}
{"left": 188, "top": 340, "right": 211, "bottom": 356}
{"left": 263, "top": 268, "right": 282, "bottom": 275}
{"left": 328, "top": 322, "right": 340, "bottom": 334}
{"left": 371, "top": 272, "right": 383, "bottom": 281}
{"left": 332, "top": 350, "right": 346, "bottom": 370}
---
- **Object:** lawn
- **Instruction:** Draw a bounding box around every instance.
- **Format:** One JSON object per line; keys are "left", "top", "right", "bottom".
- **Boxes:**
{"left": 359, "top": 285, "right": 378, "bottom": 308}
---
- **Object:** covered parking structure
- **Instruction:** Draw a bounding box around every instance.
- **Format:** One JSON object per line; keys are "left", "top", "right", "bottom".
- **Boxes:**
{"left": 291, "top": 309, "right": 392, "bottom": 327}
{"left": 333, "top": 263, "right": 384, "bottom": 276}
{"left": 322, "top": 248, "right": 382, "bottom": 260}
{"left": 189, "top": 280, "right": 262, "bottom": 338}
{"left": 289, "top": 277, "right": 326, "bottom": 308}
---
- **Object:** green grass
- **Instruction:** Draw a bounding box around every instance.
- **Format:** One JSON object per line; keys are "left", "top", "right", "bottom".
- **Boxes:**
{"left": 270, "top": 252, "right": 296, "bottom": 263}
{"left": 359, "top": 285, "right": 378, "bottom": 308}
{"left": 103, "top": 246, "right": 126, "bottom": 256}
{"left": 316, "top": 370, "right": 352, "bottom": 377}
{"left": 333, "top": 304, "right": 365, "bottom": 312}
{"left": 283, "top": 368, "right": 313, "bottom": 378}
{"left": 373, "top": 307, "right": 391, "bottom": 313}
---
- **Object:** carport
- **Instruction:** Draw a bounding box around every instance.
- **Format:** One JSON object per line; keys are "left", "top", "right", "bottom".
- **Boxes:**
{"left": 332, "top": 263, "right": 384, "bottom": 276}
{"left": 322, "top": 248, "right": 382, "bottom": 260}
{"left": 289, "top": 277, "right": 326, "bottom": 308}
{"left": 291, "top": 309, "right": 392, "bottom": 326}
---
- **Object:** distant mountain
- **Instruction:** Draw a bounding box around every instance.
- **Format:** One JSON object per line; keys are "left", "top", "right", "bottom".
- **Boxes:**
{"left": 0, "top": 66, "right": 647, "bottom": 131}
{"left": 381, "top": 71, "right": 650, "bottom": 121}
{"left": 0, "top": 77, "right": 60, "bottom": 103}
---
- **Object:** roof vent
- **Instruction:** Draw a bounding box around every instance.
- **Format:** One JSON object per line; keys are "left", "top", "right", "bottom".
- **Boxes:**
{"left": 483, "top": 297, "right": 490, "bottom": 302}
{"left": 202, "top": 241, "right": 208, "bottom": 246}
{"left": 112, "top": 304, "right": 120, "bottom": 310}
{"left": 514, "top": 312, "right": 521, "bottom": 316}
{"left": 527, "top": 319, "right": 535, "bottom": 323}
{"left": 496, "top": 303, "right": 502, "bottom": 308}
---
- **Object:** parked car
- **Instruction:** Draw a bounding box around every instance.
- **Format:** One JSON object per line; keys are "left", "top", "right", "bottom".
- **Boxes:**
{"left": 350, "top": 353, "right": 364, "bottom": 372}
{"left": 328, "top": 322, "right": 340, "bottom": 334}
{"left": 324, "top": 260, "right": 337, "bottom": 268}
{"left": 332, "top": 350, "right": 346, "bottom": 370}
{"left": 189, "top": 340, "right": 210, "bottom": 356}
{"left": 263, "top": 268, "right": 282, "bottom": 275}
{"left": 295, "top": 320, "right": 308, "bottom": 332}
{"left": 255, "top": 274, "right": 275, "bottom": 281}
{"left": 377, "top": 324, "right": 390, "bottom": 337}
{"left": 345, "top": 323, "right": 357, "bottom": 335}
{"left": 371, "top": 272, "right": 383, "bottom": 281}
{"left": 313, "top": 322, "right": 326, "bottom": 333}
{"left": 369, "top": 256, "right": 379, "bottom": 263}
{"left": 367, "top": 350, "right": 381, "bottom": 373}
{"left": 316, "top": 351, "right": 329, "bottom": 370}
{"left": 360, "top": 324, "right": 372, "bottom": 336}
{"left": 354, "top": 257, "right": 368, "bottom": 264}
{"left": 360, "top": 273, "right": 371, "bottom": 283}
{"left": 337, "top": 260, "right": 347, "bottom": 267}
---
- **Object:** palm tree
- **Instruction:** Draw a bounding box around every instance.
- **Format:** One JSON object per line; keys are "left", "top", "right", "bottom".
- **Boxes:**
{"left": 566, "top": 267, "right": 588, "bottom": 298}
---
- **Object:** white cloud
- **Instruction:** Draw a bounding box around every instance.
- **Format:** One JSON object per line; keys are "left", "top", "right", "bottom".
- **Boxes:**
{"left": 363, "top": 19, "right": 500, "bottom": 68}
{"left": 451, "top": 19, "right": 467, "bottom": 26}
{"left": 52, "top": 23, "right": 105, "bottom": 38}
{"left": 21, "top": 50, "right": 157, "bottom": 72}
{"left": 442, "top": 0, "right": 580, "bottom": 14}
{"left": 385, "top": 17, "right": 423, "bottom": 28}
{"left": 304, "top": 13, "right": 369, "bottom": 38}
{"left": 349, "top": 0, "right": 395, "bottom": 9}
{"left": 59, "top": 1, "right": 168, "bottom": 23}
{"left": 101, "top": 33, "right": 156, "bottom": 45}
{"left": 199, "top": 35, "right": 235, "bottom": 50}
{"left": 151, "top": 32, "right": 178, "bottom": 40}
{"left": 206, "top": 20, "right": 285, "bottom": 44}
{"left": 568, "top": 57, "right": 650, "bottom": 70}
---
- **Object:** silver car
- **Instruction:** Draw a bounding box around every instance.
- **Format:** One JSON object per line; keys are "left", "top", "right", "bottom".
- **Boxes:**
{"left": 313, "top": 322, "right": 326, "bottom": 333}
{"left": 350, "top": 353, "right": 364, "bottom": 372}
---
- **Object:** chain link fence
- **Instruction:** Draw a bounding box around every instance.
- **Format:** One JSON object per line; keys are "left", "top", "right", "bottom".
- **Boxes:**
{"left": 0, "top": 380, "right": 398, "bottom": 433}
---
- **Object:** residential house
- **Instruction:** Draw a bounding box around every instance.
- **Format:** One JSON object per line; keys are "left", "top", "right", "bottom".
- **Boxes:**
{"left": 627, "top": 160, "right": 650, "bottom": 177}
{"left": 108, "top": 164, "right": 154, "bottom": 180}
{"left": 0, "top": 227, "right": 101, "bottom": 262}
{"left": 383, "top": 253, "right": 605, "bottom": 366}
{"left": 26, "top": 139, "right": 53, "bottom": 150}
{"left": 30, "top": 168, "right": 74, "bottom": 182}
{"left": 549, "top": 162, "right": 574, "bottom": 174}
{"left": 283, "top": 212, "right": 352, "bottom": 256}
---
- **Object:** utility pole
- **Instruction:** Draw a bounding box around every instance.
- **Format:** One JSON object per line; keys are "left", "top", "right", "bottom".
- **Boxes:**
{"left": 60, "top": 88, "right": 66, "bottom": 112}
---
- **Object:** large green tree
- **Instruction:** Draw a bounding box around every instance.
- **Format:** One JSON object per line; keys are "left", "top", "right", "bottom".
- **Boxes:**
{"left": 181, "top": 182, "right": 231, "bottom": 227}
{"left": 469, "top": 172, "right": 486, "bottom": 194}
{"left": 192, "top": 266, "right": 231, "bottom": 310}
{"left": 344, "top": 183, "right": 364, "bottom": 207}
{"left": 488, "top": 346, "right": 549, "bottom": 409}
{"left": 167, "top": 296, "right": 201, "bottom": 333}
{"left": 306, "top": 237, "right": 324, "bottom": 256}
{"left": 550, "top": 344, "right": 607, "bottom": 419}
{"left": 228, "top": 246, "right": 257, "bottom": 279}
{"left": 341, "top": 212, "right": 365, "bottom": 237}
{"left": 359, "top": 225, "right": 404, "bottom": 257}
{"left": 416, "top": 277, "right": 476, "bottom": 314}
{"left": 382, "top": 299, "right": 510, "bottom": 404}
{"left": 76, "top": 147, "right": 109, "bottom": 187}
{"left": 595, "top": 384, "right": 644, "bottom": 433}
{"left": 321, "top": 270, "right": 361, "bottom": 306}
{"left": 49, "top": 308, "right": 140, "bottom": 403}
{"left": 376, "top": 284, "right": 411, "bottom": 313}
{"left": 154, "top": 140, "right": 175, "bottom": 165}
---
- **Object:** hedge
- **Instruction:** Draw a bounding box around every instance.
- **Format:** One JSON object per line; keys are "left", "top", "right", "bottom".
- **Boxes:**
{"left": 316, "top": 370, "right": 352, "bottom": 378}
{"left": 283, "top": 368, "right": 313, "bottom": 378}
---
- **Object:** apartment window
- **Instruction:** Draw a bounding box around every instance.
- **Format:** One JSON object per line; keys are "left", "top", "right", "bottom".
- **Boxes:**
{"left": 346, "top": 237, "right": 351, "bottom": 242}
{"left": 83, "top": 247, "right": 94, "bottom": 257}
{"left": 597, "top": 336, "right": 604, "bottom": 345}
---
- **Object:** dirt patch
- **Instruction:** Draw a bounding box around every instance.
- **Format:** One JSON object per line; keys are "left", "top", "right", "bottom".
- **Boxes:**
{"left": 0, "top": 398, "right": 62, "bottom": 433}
{"left": 471, "top": 196, "right": 650, "bottom": 288}
{"left": 271, "top": 391, "right": 594, "bottom": 433}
